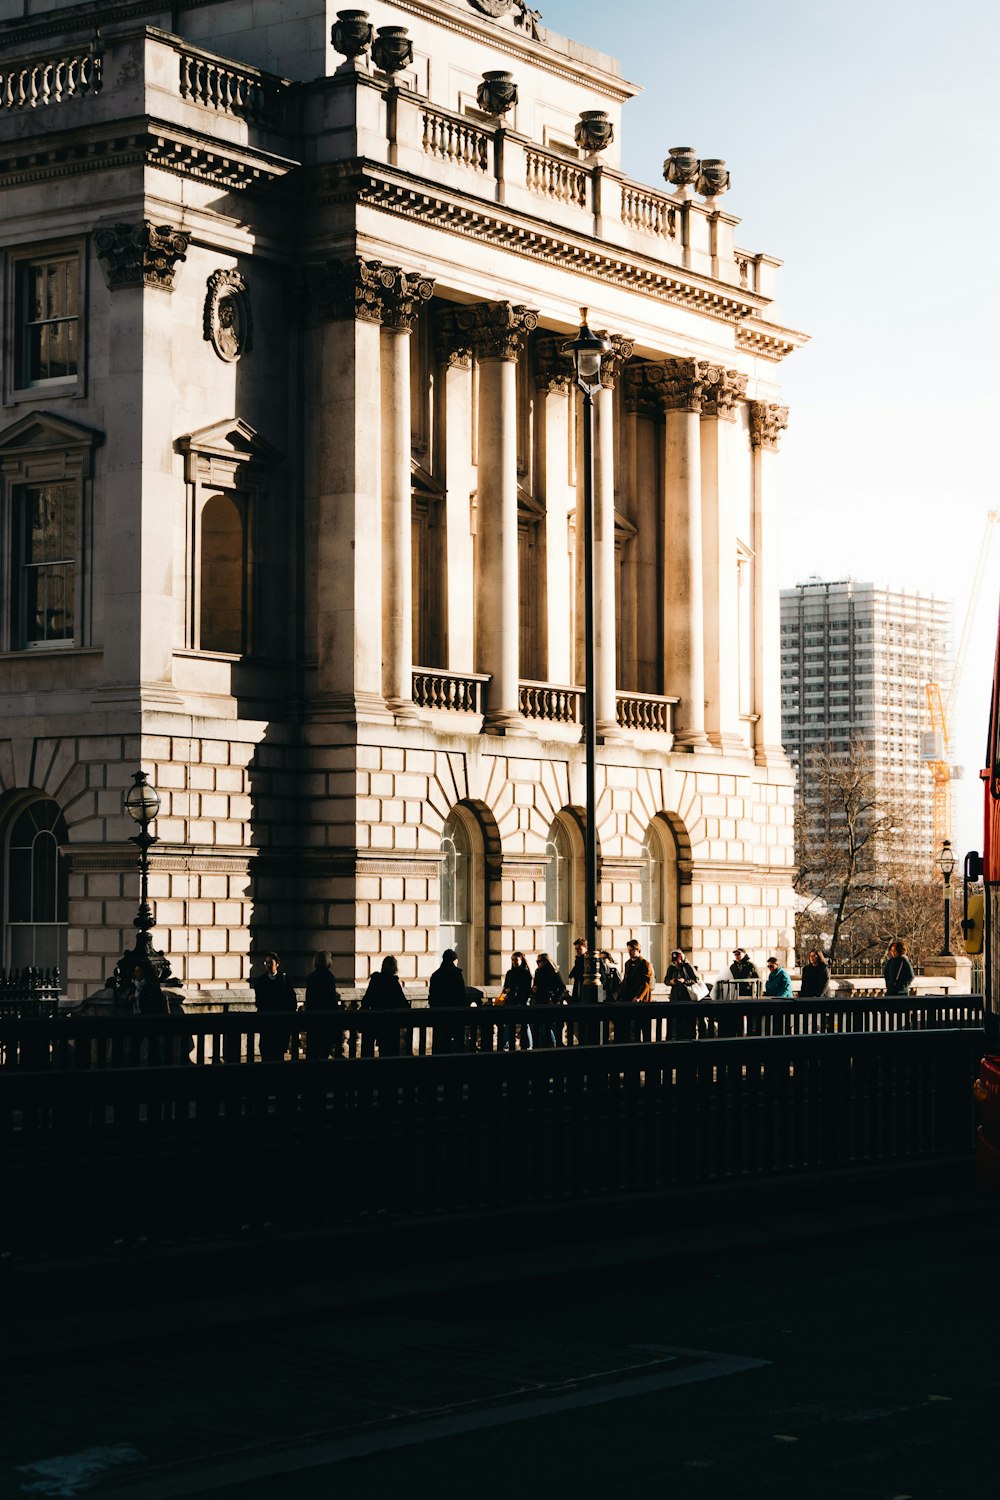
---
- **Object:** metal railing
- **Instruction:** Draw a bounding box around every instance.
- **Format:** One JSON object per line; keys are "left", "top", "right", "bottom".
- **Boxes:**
{"left": 0, "top": 995, "right": 984, "bottom": 1072}
{"left": 1, "top": 1024, "right": 981, "bottom": 1261}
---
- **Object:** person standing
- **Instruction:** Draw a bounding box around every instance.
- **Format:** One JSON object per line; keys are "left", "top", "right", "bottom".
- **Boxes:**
{"left": 530, "top": 953, "right": 566, "bottom": 1047}
{"left": 764, "top": 957, "right": 794, "bottom": 998}
{"left": 599, "top": 950, "right": 621, "bottom": 1004}
{"left": 498, "top": 950, "right": 532, "bottom": 1052}
{"left": 428, "top": 948, "right": 469, "bottom": 1054}
{"left": 799, "top": 948, "right": 831, "bottom": 998}
{"left": 251, "top": 951, "right": 298, "bottom": 1063}
{"left": 883, "top": 939, "right": 915, "bottom": 997}
{"left": 619, "top": 938, "right": 654, "bottom": 1041}
{"left": 664, "top": 947, "right": 701, "bottom": 1040}
{"left": 360, "top": 954, "right": 410, "bottom": 1057}
{"left": 729, "top": 947, "right": 761, "bottom": 997}
{"left": 303, "top": 950, "right": 344, "bottom": 1060}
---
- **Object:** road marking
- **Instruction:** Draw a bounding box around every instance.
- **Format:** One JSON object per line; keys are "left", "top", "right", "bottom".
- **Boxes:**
{"left": 93, "top": 1347, "right": 768, "bottom": 1500}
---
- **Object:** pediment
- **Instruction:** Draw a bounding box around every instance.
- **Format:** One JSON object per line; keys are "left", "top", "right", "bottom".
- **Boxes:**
{"left": 411, "top": 459, "right": 445, "bottom": 497}
{"left": 0, "top": 411, "right": 102, "bottom": 456}
{"left": 176, "top": 418, "right": 283, "bottom": 468}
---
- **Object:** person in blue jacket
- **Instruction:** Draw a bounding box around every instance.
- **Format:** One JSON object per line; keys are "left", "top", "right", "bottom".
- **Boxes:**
{"left": 764, "top": 956, "right": 794, "bottom": 998}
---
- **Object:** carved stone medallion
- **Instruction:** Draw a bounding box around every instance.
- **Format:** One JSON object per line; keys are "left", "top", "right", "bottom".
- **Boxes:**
{"left": 469, "top": 0, "right": 514, "bottom": 16}
{"left": 204, "top": 269, "right": 253, "bottom": 362}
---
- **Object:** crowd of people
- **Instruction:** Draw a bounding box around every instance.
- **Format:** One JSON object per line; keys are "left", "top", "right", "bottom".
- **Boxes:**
{"left": 248, "top": 936, "right": 919, "bottom": 1059}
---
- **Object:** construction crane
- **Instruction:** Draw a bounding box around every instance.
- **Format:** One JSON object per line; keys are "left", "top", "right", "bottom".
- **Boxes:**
{"left": 922, "top": 510, "right": 999, "bottom": 873}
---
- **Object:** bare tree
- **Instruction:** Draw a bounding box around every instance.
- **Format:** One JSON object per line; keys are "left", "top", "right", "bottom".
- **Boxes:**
{"left": 794, "top": 738, "right": 897, "bottom": 964}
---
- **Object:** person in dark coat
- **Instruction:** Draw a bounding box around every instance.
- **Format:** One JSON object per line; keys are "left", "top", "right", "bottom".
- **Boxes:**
{"left": 599, "top": 951, "right": 621, "bottom": 1003}
{"left": 799, "top": 948, "right": 831, "bottom": 998}
{"left": 618, "top": 938, "right": 654, "bottom": 1041}
{"left": 360, "top": 954, "right": 409, "bottom": 1057}
{"left": 251, "top": 951, "right": 298, "bottom": 1063}
{"left": 304, "top": 950, "right": 344, "bottom": 1060}
{"left": 883, "top": 939, "right": 915, "bottom": 997}
{"left": 729, "top": 947, "right": 761, "bottom": 997}
{"left": 530, "top": 953, "right": 567, "bottom": 1047}
{"left": 428, "top": 949, "right": 469, "bottom": 1054}
{"left": 498, "top": 950, "right": 532, "bottom": 1051}
{"left": 665, "top": 948, "right": 701, "bottom": 1040}
{"left": 125, "top": 957, "right": 171, "bottom": 1064}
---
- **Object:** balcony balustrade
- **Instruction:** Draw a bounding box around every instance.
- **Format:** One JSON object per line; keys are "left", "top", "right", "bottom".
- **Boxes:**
{"left": 412, "top": 667, "right": 488, "bottom": 714}
{"left": 0, "top": 46, "right": 101, "bottom": 111}
{"left": 413, "top": 670, "right": 677, "bottom": 737}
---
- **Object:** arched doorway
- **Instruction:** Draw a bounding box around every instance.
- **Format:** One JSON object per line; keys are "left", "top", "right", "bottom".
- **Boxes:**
{"left": 544, "top": 813, "right": 583, "bottom": 979}
{"left": 638, "top": 817, "right": 680, "bottom": 981}
{"left": 2, "top": 796, "right": 69, "bottom": 971}
{"left": 439, "top": 805, "right": 485, "bottom": 984}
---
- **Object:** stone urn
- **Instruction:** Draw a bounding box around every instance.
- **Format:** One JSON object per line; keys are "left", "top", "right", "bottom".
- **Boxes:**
{"left": 476, "top": 69, "right": 518, "bottom": 116}
{"left": 331, "top": 9, "right": 372, "bottom": 60}
{"left": 372, "top": 24, "right": 413, "bottom": 74}
{"left": 663, "top": 145, "right": 700, "bottom": 196}
{"left": 696, "top": 158, "right": 730, "bottom": 203}
{"left": 574, "top": 109, "right": 614, "bottom": 154}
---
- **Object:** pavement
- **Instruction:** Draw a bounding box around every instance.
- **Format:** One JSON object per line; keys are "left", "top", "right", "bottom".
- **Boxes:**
{"left": 2, "top": 1161, "right": 998, "bottom": 1500}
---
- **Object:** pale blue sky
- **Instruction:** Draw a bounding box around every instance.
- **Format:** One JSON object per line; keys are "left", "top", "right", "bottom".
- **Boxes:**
{"left": 541, "top": 0, "right": 1000, "bottom": 857}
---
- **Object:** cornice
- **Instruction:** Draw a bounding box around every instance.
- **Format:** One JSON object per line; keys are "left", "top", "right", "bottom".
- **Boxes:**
{"left": 0, "top": 0, "right": 219, "bottom": 50}
{"left": 0, "top": 118, "right": 298, "bottom": 192}
{"left": 326, "top": 161, "right": 776, "bottom": 335}
{"left": 736, "top": 319, "right": 809, "bottom": 362}
{"left": 389, "top": 0, "right": 638, "bottom": 103}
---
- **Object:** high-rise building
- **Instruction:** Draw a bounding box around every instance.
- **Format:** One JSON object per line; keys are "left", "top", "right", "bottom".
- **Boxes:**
{"left": 0, "top": 0, "right": 806, "bottom": 997}
{"left": 780, "top": 579, "right": 952, "bottom": 872}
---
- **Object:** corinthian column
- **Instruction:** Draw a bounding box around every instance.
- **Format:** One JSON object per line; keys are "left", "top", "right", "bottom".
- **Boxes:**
{"left": 700, "top": 365, "right": 749, "bottom": 753}
{"left": 303, "top": 256, "right": 395, "bottom": 720}
{"left": 630, "top": 360, "right": 711, "bottom": 749}
{"left": 749, "top": 400, "right": 790, "bottom": 766}
{"left": 593, "top": 335, "right": 633, "bottom": 739}
{"left": 461, "top": 301, "right": 538, "bottom": 733}
{"left": 381, "top": 269, "right": 434, "bottom": 717}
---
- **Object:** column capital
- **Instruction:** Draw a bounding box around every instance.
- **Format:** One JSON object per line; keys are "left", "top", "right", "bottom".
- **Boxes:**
{"left": 95, "top": 221, "right": 190, "bottom": 292}
{"left": 532, "top": 335, "right": 575, "bottom": 391}
{"left": 381, "top": 269, "right": 436, "bottom": 332}
{"left": 749, "top": 400, "right": 790, "bottom": 449}
{"left": 702, "top": 367, "right": 748, "bottom": 420}
{"left": 444, "top": 301, "right": 539, "bottom": 363}
{"left": 598, "top": 333, "right": 634, "bottom": 390}
{"left": 624, "top": 358, "right": 709, "bottom": 416}
{"left": 303, "top": 256, "right": 397, "bottom": 325}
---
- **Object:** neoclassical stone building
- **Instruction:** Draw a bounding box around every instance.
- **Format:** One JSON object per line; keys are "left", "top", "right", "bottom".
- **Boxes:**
{"left": 0, "top": 0, "right": 806, "bottom": 997}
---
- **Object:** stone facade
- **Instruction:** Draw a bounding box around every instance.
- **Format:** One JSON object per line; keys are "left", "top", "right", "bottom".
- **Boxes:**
{"left": 0, "top": 0, "right": 806, "bottom": 997}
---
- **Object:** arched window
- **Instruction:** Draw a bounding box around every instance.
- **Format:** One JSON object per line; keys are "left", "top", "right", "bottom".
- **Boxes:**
{"left": 3, "top": 797, "right": 69, "bottom": 971}
{"left": 200, "top": 493, "right": 246, "bottom": 654}
{"left": 639, "top": 819, "right": 679, "bottom": 981}
{"left": 440, "top": 807, "right": 485, "bottom": 983}
{"left": 545, "top": 816, "right": 577, "bottom": 979}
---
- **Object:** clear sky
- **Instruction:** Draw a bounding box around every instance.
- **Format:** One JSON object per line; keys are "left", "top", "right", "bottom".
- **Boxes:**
{"left": 539, "top": 0, "right": 1000, "bottom": 860}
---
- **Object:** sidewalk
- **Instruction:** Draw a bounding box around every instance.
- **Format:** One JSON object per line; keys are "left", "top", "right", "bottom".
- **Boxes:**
{"left": 1, "top": 1160, "right": 993, "bottom": 1500}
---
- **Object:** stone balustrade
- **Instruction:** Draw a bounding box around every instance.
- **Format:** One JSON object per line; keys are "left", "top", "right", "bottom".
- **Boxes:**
{"left": 615, "top": 692, "right": 678, "bottom": 735}
{"left": 412, "top": 667, "right": 488, "bottom": 714}
{"left": 519, "top": 681, "right": 582, "bottom": 724}
{"left": 178, "top": 51, "right": 281, "bottom": 125}
{"left": 524, "top": 146, "right": 588, "bottom": 207}
{"left": 420, "top": 104, "right": 490, "bottom": 173}
{"left": 0, "top": 47, "right": 101, "bottom": 111}
{"left": 620, "top": 182, "right": 677, "bottom": 240}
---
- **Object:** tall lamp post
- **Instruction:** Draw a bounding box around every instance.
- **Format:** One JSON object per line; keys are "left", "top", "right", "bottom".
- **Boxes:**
{"left": 564, "top": 310, "right": 610, "bottom": 1008}
{"left": 118, "top": 768, "right": 174, "bottom": 988}
{"left": 938, "top": 838, "right": 956, "bottom": 958}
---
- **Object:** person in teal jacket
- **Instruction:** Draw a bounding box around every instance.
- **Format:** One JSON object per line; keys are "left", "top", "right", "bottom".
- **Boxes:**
{"left": 764, "top": 956, "right": 794, "bottom": 998}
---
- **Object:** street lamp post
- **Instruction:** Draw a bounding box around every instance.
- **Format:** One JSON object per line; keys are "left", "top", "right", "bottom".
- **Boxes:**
{"left": 118, "top": 769, "right": 174, "bottom": 988}
{"left": 938, "top": 837, "right": 956, "bottom": 958}
{"left": 564, "top": 310, "right": 610, "bottom": 1009}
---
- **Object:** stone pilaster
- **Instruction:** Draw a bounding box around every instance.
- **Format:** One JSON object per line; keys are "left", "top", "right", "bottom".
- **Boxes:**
{"left": 381, "top": 270, "right": 434, "bottom": 718}
{"left": 303, "top": 255, "right": 392, "bottom": 721}
{"left": 749, "top": 400, "right": 790, "bottom": 766}
{"left": 593, "top": 334, "right": 632, "bottom": 740}
{"left": 435, "top": 311, "right": 475, "bottom": 673}
{"left": 627, "top": 359, "right": 711, "bottom": 749}
{"left": 701, "top": 367, "right": 749, "bottom": 754}
{"left": 533, "top": 339, "right": 573, "bottom": 684}
{"left": 463, "top": 302, "right": 539, "bottom": 734}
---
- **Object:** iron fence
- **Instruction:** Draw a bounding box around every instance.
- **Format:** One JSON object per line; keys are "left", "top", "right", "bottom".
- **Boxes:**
{"left": 0, "top": 1027, "right": 981, "bottom": 1263}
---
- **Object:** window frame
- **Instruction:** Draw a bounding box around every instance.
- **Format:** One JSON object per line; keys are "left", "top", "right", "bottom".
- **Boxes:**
{"left": 0, "top": 411, "right": 99, "bottom": 654}
{"left": 6, "top": 240, "right": 87, "bottom": 404}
